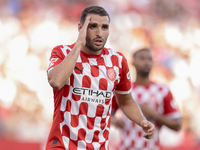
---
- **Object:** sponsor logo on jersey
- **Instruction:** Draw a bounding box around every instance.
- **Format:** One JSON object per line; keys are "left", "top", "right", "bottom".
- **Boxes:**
{"left": 106, "top": 68, "right": 116, "bottom": 81}
{"left": 72, "top": 87, "right": 112, "bottom": 104}
{"left": 81, "top": 97, "right": 105, "bottom": 104}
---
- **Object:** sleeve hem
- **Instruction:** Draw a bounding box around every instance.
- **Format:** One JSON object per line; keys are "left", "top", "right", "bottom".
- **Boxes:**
{"left": 115, "top": 88, "right": 131, "bottom": 94}
{"left": 164, "top": 112, "right": 181, "bottom": 119}
{"left": 47, "top": 67, "right": 53, "bottom": 74}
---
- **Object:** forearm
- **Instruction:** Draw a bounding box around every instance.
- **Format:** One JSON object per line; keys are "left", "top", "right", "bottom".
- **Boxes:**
{"left": 156, "top": 116, "right": 181, "bottom": 131}
{"left": 48, "top": 43, "right": 83, "bottom": 90}
{"left": 116, "top": 93, "right": 146, "bottom": 127}
{"left": 120, "top": 99, "right": 146, "bottom": 126}
{"left": 115, "top": 93, "right": 155, "bottom": 139}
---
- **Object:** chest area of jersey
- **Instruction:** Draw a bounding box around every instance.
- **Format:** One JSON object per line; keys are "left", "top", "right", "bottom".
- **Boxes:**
{"left": 73, "top": 61, "right": 120, "bottom": 91}
{"left": 131, "top": 86, "right": 166, "bottom": 110}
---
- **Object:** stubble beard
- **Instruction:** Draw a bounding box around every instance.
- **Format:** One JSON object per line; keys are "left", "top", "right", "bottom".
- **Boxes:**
{"left": 139, "top": 71, "right": 150, "bottom": 77}
{"left": 85, "top": 37, "right": 107, "bottom": 52}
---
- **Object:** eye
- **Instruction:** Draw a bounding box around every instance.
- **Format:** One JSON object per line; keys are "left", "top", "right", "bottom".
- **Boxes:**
{"left": 140, "top": 56, "right": 145, "bottom": 60}
{"left": 89, "top": 24, "right": 97, "bottom": 29}
{"left": 102, "top": 25, "right": 108, "bottom": 30}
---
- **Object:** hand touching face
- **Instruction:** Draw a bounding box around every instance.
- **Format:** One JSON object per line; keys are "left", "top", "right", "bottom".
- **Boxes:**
{"left": 77, "top": 16, "right": 91, "bottom": 47}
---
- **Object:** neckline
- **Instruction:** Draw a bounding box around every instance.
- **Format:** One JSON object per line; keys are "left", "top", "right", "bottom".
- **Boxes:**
{"left": 80, "top": 48, "right": 105, "bottom": 59}
{"left": 133, "top": 82, "right": 154, "bottom": 87}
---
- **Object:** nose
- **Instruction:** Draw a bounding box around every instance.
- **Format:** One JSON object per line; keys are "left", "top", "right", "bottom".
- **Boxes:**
{"left": 97, "top": 27, "right": 103, "bottom": 37}
{"left": 144, "top": 59, "right": 152, "bottom": 67}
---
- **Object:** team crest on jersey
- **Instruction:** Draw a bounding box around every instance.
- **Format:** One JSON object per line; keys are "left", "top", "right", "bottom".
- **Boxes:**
{"left": 107, "top": 68, "right": 116, "bottom": 81}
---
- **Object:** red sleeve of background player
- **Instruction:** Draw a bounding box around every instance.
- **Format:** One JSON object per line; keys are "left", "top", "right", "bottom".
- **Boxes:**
{"left": 163, "top": 90, "right": 180, "bottom": 115}
{"left": 115, "top": 53, "right": 132, "bottom": 93}
{"left": 47, "top": 45, "right": 66, "bottom": 73}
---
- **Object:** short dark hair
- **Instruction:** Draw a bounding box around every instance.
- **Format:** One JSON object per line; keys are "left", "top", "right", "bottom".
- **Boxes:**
{"left": 80, "top": 6, "right": 110, "bottom": 24}
{"left": 133, "top": 48, "right": 151, "bottom": 58}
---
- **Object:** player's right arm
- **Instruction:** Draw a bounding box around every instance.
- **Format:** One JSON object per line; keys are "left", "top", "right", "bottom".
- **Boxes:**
{"left": 48, "top": 16, "right": 90, "bottom": 90}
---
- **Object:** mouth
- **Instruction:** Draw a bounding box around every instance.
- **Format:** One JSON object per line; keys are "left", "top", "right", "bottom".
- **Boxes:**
{"left": 94, "top": 38, "right": 103, "bottom": 46}
{"left": 142, "top": 64, "right": 151, "bottom": 70}
{"left": 143, "top": 67, "right": 151, "bottom": 72}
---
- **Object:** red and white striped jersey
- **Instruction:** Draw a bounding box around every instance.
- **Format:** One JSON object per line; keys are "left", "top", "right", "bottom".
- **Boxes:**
{"left": 112, "top": 82, "right": 181, "bottom": 150}
{"left": 46, "top": 43, "right": 132, "bottom": 150}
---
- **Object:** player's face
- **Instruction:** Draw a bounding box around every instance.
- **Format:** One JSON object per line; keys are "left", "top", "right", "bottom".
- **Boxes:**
{"left": 85, "top": 14, "right": 109, "bottom": 52}
{"left": 133, "top": 50, "right": 153, "bottom": 77}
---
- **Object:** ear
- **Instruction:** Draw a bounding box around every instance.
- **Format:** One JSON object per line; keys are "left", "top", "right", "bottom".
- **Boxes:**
{"left": 78, "top": 23, "right": 82, "bottom": 32}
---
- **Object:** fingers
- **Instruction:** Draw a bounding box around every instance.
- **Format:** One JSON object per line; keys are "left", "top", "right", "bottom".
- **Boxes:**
{"left": 147, "top": 121, "right": 156, "bottom": 132}
{"left": 144, "top": 126, "right": 155, "bottom": 139}
{"left": 147, "top": 126, "right": 155, "bottom": 132}
{"left": 77, "top": 16, "right": 90, "bottom": 46}
{"left": 141, "top": 120, "right": 156, "bottom": 139}
{"left": 143, "top": 131, "right": 154, "bottom": 139}
{"left": 82, "top": 16, "right": 91, "bottom": 30}
{"left": 140, "top": 119, "right": 148, "bottom": 127}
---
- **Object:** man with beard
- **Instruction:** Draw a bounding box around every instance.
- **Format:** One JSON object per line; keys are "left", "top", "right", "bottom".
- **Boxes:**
{"left": 46, "top": 6, "right": 155, "bottom": 150}
{"left": 111, "top": 48, "right": 182, "bottom": 150}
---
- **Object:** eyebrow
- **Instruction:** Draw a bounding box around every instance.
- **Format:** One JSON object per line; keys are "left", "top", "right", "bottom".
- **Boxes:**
{"left": 89, "top": 22, "right": 109, "bottom": 26}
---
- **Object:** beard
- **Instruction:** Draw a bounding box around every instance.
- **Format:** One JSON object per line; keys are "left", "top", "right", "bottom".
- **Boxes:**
{"left": 85, "top": 36, "right": 107, "bottom": 51}
{"left": 138, "top": 70, "right": 150, "bottom": 77}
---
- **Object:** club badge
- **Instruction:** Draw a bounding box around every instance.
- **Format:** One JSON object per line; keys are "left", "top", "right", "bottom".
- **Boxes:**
{"left": 107, "top": 68, "right": 116, "bottom": 81}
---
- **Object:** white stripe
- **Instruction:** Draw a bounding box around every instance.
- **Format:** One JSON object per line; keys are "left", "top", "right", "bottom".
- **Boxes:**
{"left": 61, "top": 45, "right": 72, "bottom": 56}
{"left": 115, "top": 88, "right": 131, "bottom": 94}
{"left": 47, "top": 67, "right": 53, "bottom": 74}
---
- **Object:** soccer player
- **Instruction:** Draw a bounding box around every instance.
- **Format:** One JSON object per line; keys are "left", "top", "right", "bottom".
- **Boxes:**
{"left": 111, "top": 48, "right": 182, "bottom": 150}
{"left": 46, "top": 6, "right": 155, "bottom": 150}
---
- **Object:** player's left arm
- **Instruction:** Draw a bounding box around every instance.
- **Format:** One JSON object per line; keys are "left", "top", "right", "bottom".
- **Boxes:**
{"left": 115, "top": 53, "right": 155, "bottom": 139}
{"left": 115, "top": 92, "right": 155, "bottom": 139}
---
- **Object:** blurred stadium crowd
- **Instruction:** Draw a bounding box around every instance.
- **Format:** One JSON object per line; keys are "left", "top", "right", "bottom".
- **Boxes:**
{"left": 0, "top": 0, "right": 200, "bottom": 150}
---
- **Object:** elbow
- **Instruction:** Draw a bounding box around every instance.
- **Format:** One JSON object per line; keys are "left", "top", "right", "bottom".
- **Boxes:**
{"left": 175, "top": 122, "right": 182, "bottom": 131}
{"left": 173, "top": 125, "right": 181, "bottom": 131}
{"left": 48, "top": 78, "right": 63, "bottom": 90}
{"left": 173, "top": 120, "right": 182, "bottom": 131}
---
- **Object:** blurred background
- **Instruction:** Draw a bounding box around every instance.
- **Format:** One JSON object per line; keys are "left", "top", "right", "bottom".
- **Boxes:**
{"left": 0, "top": 0, "right": 200, "bottom": 150}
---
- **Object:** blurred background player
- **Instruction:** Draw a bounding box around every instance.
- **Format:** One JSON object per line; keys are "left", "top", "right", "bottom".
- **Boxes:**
{"left": 111, "top": 48, "right": 182, "bottom": 150}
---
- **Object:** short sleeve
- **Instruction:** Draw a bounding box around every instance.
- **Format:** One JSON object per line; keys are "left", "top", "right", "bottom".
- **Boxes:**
{"left": 115, "top": 53, "right": 132, "bottom": 94}
{"left": 163, "top": 90, "right": 181, "bottom": 119}
{"left": 47, "top": 45, "right": 65, "bottom": 73}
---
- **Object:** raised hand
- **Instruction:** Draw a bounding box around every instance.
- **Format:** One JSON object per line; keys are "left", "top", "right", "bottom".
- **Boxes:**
{"left": 77, "top": 16, "right": 91, "bottom": 47}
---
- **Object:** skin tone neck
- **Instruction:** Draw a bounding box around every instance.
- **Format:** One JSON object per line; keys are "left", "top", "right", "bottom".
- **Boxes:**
{"left": 78, "top": 14, "right": 110, "bottom": 55}
{"left": 135, "top": 72, "right": 151, "bottom": 85}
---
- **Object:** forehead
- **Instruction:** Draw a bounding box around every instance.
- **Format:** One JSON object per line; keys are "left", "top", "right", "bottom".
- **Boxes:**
{"left": 135, "top": 50, "right": 152, "bottom": 58}
{"left": 87, "top": 14, "right": 110, "bottom": 25}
